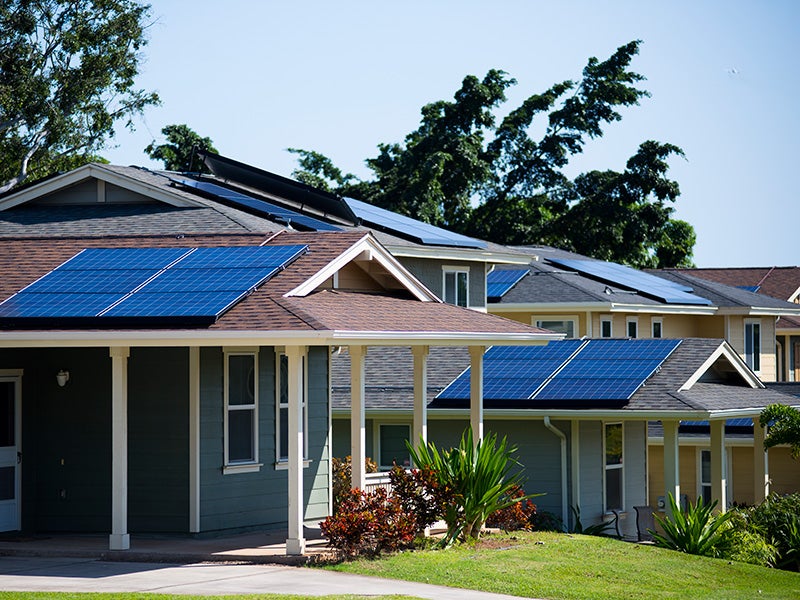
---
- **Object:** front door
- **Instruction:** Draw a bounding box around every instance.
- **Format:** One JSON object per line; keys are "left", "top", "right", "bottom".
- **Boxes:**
{"left": 0, "top": 378, "right": 20, "bottom": 531}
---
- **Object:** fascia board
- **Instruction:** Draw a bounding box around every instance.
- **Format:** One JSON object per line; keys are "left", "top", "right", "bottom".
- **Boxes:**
{"left": 788, "top": 287, "right": 800, "bottom": 303}
{"left": 715, "top": 306, "right": 800, "bottom": 316}
{"left": 285, "top": 235, "right": 439, "bottom": 301}
{"left": 487, "top": 302, "right": 716, "bottom": 315}
{"left": 647, "top": 436, "right": 755, "bottom": 448}
{"left": 387, "top": 244, "right": 533, "bottom": 265}
{"left": 680, "top": 343, "right": 763, "bottom": 391}
{"left": 335, "top": 407, "right": 712, "bottom": 420}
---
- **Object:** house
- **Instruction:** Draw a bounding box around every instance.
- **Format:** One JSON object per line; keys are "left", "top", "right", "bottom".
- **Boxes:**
{"left": 0, "top": 159, "right": 557, "bottom": 554}
{"left": 484, "top": 246, "right": 800, "bottom": 382}
{"left": 330, "top": 338, "right": 800, "bottom": 537}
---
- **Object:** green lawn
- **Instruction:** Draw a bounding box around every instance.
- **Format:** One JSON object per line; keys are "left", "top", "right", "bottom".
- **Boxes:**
{"left": 325, "top": 531, "right": 800, "bottom": 600}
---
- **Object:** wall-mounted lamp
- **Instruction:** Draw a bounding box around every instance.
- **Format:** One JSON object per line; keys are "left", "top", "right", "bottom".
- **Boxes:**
{"left": 56, "top": 370, "right": 70, "bottom": 387}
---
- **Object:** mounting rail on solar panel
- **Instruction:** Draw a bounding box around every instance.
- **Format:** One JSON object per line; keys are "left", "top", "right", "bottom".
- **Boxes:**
{"left": 172, "top": 177, "right": 341, "bottom": 232}
{"left": 0, "top": 245, "right": 308, "bottom": 327}
{"left": 346, "top": 197, "right": 487, "bottom": 249}
{"left": 546, "top": 257, "right": 712, "bottom": 305}
{"left": 487, "top": 269, "right": 528, "bottom": 300}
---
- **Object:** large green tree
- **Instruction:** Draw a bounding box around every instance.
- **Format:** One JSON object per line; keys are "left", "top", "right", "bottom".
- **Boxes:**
{"left": 145, "top": 124, "right": 217, "bottom": 172}
{"left": 291, "top": 41, "right": 694, "bottom": 268}
{"left": 0, "top": 0, "right": 159, "bottom": 193}
{"left": 760, "top": 404, "right": 800, "bottom": 459}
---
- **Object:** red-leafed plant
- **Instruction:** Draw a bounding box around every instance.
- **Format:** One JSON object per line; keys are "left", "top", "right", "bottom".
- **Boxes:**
{"left": 486, "top": 484, "right": 538, "bottom": 531}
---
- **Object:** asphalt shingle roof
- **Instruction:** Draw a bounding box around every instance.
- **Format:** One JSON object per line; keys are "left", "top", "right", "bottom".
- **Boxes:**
{"left": 662, "top": 266, "right": 800, "bottom": 302}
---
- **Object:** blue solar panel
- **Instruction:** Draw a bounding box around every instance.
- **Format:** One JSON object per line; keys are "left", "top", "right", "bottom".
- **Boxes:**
{"left": 535, "top": 377, "right": 644, "bottom": 400}
{"left": 547, "top": 257, "right": 712, "bottom": 305}
{"left": 0, "top": 245, "right": 308, "bottom": 325}
{"left": 681, "top": 418, "right": 753, "bottom": 428}
{"left": 737, "top": 285, "right": 761, "bottom": 293}
{"left": 174, "top": 178, "right": 341, "bottom": 232}
{"left": 487, "top": 269, "right": 528, "bottom": 300}
{"left": 557, "top": 358, "right": 663, "bottom": 379}
{"left": 346, "top": 197, "right": 487, "bottom": 249}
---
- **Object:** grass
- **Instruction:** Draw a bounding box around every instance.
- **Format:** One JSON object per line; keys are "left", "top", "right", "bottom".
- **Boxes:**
{"left": 324, "top": 531, "right": 800, "bottom": 600}
{"left": 0, "top": 595, "right": 421, "bottom": 600}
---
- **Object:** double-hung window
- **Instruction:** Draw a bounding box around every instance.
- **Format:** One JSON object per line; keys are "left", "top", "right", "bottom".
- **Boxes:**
{"left": 535, "top": 316, "right": 578, "bottom": 338}
{"left": 276, "top": 351, "right": 308, "bottom": 465}
{"left": 224, "top": 350, "right": 259, "bottom": 473}
{"left": 604, "top": 423, "right": 624, "bottom": 512}
{"left": 443, "top": 267, "right": 469, "bottom": 307}
{"left": 600, "top": 317, "right": 613, "bottom": 338}
{"left": 744, "top": 319, "right": 761, "bottom": 372}
{"left": 626, "top": 317, "right": 638, "bottom": 339}
{"left": 651, "top": 317, "right": 663, "bottom": 338}
{"left": 378, "top": 424, "right": 411, "bottom": 470}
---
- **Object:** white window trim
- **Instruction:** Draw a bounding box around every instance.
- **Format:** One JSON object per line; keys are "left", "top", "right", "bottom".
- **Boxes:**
{"left": 697, "top": 447, "right": 732, "bottom": 509}
{"left": 626, "top": 316, "right": 638, "bottom": 339}
{"left": 275, "top": 349, "right": 309, "bottom": 467}
{"left": 744, "top": 318, "right": 762, "bottom": 373}
{"left": 600, "top": 316, "right": 613, "bottom": 338}
{"left": 442, "top": 265, "right": 470, "bottom": 308}
{"left": 374, "top": 422, "right": 412, "bottom": 471}
{"left": 533, "top": 315, "right": 579, "bottom": 339}
{"left": 651, "top": 317, "right": 663, "bottom": 339}
{"left": 223, "top": 349, "right": 261, "bottom": 474}
{"left": 603, "top": 422, "right": 625, "bottom": 513}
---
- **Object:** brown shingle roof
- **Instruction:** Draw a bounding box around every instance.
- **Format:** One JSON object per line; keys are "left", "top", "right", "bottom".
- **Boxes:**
{"left": 665, "top": 267, "right": 800, "bottom": 302}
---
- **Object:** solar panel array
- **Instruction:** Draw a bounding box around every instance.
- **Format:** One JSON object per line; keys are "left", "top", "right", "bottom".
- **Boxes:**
{"left": 546, "top": 257, "right": 713, "bottom": 306}
{"left": 680, "top": 418, "right": 753, "bottom": 428}
{"left": 736, "top": 285, "right": 761, "bottom": 293}
{"left": 486, "top": 269, "right": 529, "bottom": 301}
{"left": 435, "top": 338, "right": 682, "bottom": 405}
{"left": 0, "top": 245, "right": 308, "bottom": 325}
{"left": 345, "top": 197, "right": 487, "bottom": 249}
{"left": 173, "top": 178, "right": 342, "bottom": 232}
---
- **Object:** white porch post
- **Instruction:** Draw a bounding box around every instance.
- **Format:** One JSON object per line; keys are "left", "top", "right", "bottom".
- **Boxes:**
{"left": 189, "top": 347, "right": 200, "bottom": 533}
{"left": 109, "top": 346, "right": 130, "bottom": 551}
{"left": 350, "top": 345, "right": 367, "bottom": 490}
{"left": 286, "top": 345, "right": 307, "bottom": 555}
{"left": 753, "top": 416, "right": 769, "bottom": 503}
{"left": 662, "top": 420, "right": 680, "bottom": 517}
{"left": 469, "top": 346, "right": 485, "bottom": 443}
{"left": 412, "top": 345, "right": 429, "bottom": 450}
{"left": 710, "top": 420, "right": 727, "bottom": 512}
{"left": 570, "top": 420, "right": 581, "bottom": 528}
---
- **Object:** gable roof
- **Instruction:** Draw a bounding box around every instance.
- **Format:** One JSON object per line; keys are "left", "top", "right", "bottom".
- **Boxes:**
{"left": 661, "top": 266, "right": 800, "bottom": 303}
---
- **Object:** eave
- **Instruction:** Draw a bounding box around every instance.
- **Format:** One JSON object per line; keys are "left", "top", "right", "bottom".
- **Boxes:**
{"left": 487, "top": 302, "right": 718, "bottom": 315}
{"left": 386, "top": 244, "right": 533, "bottom": 265}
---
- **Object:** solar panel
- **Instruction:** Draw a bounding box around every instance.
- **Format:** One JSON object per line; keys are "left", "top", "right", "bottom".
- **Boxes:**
{"left": 173, "top": 178, "right": 342, "bottom": 232}
{"left": 737, "top": 285, "right": 761, "bottom": 293}
{"left": 535, "top": 378, "right": 644, "bottom": 401}
{"left": 346, "top": 197, "right": 487, "bottom": 249}
{"left": 0, "top": 244, "right": 308, "bottom": 326}
{"left": 547, "top": 257, "right": 712, "bottom": 305}
{"left": 487, "top": 269, "right": 528, "bottom": 300}
{"left": 680, "top": 418, "right": 753, "bottom": 428}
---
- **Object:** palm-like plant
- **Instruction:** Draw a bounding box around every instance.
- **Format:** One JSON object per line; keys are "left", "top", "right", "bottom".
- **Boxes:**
{"left": 408, "top": 427, "right": 535, "bottom": 546}
{"left": 651, "top": 493, "right": 733, "bottom": 557}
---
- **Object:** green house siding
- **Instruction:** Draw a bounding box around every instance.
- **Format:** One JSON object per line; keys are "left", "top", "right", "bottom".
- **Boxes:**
{"left": 199, "top": 346, "right": 330, "bottom": 533}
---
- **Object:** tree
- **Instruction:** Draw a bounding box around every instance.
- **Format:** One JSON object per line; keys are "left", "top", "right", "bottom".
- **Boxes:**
{"left": 291, "top": 41, "right": 694, "bottom": 268}
{"left": 145, "top": 124, "right": 218, "bottom": 172}
{"left": 760, "top": 404, "right": 800, "bottom": 459}
{"left": 0, "top": 0, "right": 159, "bottom": 193}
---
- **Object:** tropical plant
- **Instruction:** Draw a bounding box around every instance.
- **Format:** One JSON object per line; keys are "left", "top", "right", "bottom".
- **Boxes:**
{"left": 569, "top": 505, "right": 619, "bottom": 537}
{"left": 651, "top": 493, "right": 734, "bottom": 557}
{"left": 721, "top": 509, "right": 779, "bottom": 567}
{"left": 388, "top": 465, "right": 451, "bottom": 535}
{"left": 746, "top": 493, "right": 800, "bottom": 571}
{"left": 407, "top": 428, "right": 535, "bottom": 546}
{"left": 330, "top": 455, "right": 377, "bottom": 513}
{"left": 486, "top": 484, "right": 538, "bottom": 532}
{"left": 759, "top": 404, "right": 800, "bottom": 459}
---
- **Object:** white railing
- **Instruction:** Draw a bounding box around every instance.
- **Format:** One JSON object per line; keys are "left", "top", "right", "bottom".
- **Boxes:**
{"left": 363, "top": 471, "right": 394, "bottom": 495}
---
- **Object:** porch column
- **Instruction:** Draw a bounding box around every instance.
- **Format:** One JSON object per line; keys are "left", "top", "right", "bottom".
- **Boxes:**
{"left": 412, "top": 345, "right": 429, "bottom": 450}
{"left": 662, "top": 420, "right": 680, "bottom": 517}
{"left": 286, "top": 345, "right": 307, "bottom": 556}
{"left": 570, "top": 420, "right": 581, "bottom": 529}
{"left": 469, "top": 346, "right": 485, "bottom": 443}
{"left": 753, "top": 416, "right": 770, "bottom": 503}
{"left": 189, "top": 347, "right": 201, "bottom": 533}
{"left": 350, "top": 345, "right": 367, "bottom": 490}
{"left": 710, "top": 420, "right": 727, "bottom": 512}
{"left": 109, "top": 347, "right": 130, "bottom": 551}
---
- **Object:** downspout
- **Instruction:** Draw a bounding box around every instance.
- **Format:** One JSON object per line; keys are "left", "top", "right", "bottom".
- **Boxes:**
{"left": 544, "top": 416, "right": 568, "bottom": 527}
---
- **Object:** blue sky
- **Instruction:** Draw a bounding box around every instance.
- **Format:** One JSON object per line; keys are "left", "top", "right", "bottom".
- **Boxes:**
{"left": 104, "top": 1, "right": 800, "bottom": 268}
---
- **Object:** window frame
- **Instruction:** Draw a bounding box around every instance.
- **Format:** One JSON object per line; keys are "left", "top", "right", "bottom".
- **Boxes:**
{"left": 603, "top": 422, "right": 624, "bottom": 513}
{"left": 651, "top": 317, "right": 663, "bottom": 339}
{"left": 275, "top": 349, "right": 309, "bottom": 468}
{"left": 626, "top": 317, "right": 638, "bottom": 339}
{"left": 744, "top": 318, "right": 762, "bottom": 372}
{"left": 442, "top": 266, "right": 469, "bottom": 308}
{"left": 534, "top": 315, "right": 579, "bottom": 339}
{"left": 697, "top": 447, "right": 732, "bottom": 509}
{"left": 600, "top": 316, "right": 613, "bottom": 338}
{"left": 223, "top": 348, "right": 260, "bottom": 474}
{"left": 375, "top": 422, "right": 412, "bottom": 471}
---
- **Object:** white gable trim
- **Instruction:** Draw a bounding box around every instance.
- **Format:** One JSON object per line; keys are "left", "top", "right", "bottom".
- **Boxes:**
{"left": 679, "top": 342, "right": 763, "bottom": 391}
{"left": 0, "top": 163, "right": 205, "bottom": 210}
{"left": 284, "top": 234, "right": 439, "bottom": 302}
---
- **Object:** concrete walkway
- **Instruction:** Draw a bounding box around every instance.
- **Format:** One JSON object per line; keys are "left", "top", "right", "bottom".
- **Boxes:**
{"left": 0, "top": 556, "right": 530, "bottom": 599}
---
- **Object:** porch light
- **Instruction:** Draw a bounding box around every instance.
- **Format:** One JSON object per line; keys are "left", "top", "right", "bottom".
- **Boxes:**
{"left": 56, "top": 370, "right": 70, "bottom": 387}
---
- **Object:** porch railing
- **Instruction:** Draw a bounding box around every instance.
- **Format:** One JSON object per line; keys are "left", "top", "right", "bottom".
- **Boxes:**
{"left": 363, "top": 471, "right": 394, "bottom": 495}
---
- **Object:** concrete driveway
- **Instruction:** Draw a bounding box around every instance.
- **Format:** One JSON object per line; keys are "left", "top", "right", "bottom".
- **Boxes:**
{"left": 0, "top": 556, "right": 531, "bottom": 599}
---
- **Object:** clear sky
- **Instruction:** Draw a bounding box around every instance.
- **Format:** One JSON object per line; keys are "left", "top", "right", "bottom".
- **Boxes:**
{"left": 103, "top": 1, "right": 800, "bottom": 268}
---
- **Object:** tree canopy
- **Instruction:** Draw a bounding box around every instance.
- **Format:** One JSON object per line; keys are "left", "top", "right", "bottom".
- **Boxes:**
{"left": 760, "top": 404, "right": 800, "bottom": 459}
{"left": 291, "top": 41, "right": 694, "bottom": 268}
{"left": 145, "top": 124, "right": 217, "bottom": 172}
{"left": 0, "top": 0, "right": 159, "bottom": 193}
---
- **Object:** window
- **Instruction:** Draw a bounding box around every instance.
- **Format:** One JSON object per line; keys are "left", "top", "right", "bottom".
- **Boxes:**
{"left": 443, "top": 268, "right": 469, "bottom": 307}
{"left": 651, "top": 317, "right": 663, "bottom": 339}
{"left": 600, "top": 317, "right": 613, "bottom": 338}
{"left": 698, "top": 448, "right": 731, "bottom": 509}
{"left": 535, "top": 316, "right": 578, "bottom": 338}
{"left": 604, "top": 423, "right": 624, "bottom": 512}
{"left": 224, "top": 351, "right": 258, "bottom": 470}
{"left": 626, "top": 317, "right": 638, "bottom": 338}
{"left": 378, "top": 424, "right": 411, "bottom": 470}
{"left": 744, "top": 319, "right": 761, "bottom": 371}
{"left": 276, "top": 351, "right": 307, "bottom": 464}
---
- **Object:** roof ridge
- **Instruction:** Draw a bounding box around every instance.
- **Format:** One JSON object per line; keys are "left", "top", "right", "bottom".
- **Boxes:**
{"left": 271, "top": 296, "right": 328, "bottom": 330}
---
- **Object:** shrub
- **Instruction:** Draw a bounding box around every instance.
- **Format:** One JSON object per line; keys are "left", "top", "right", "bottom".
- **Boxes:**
{"left": 486, "top": 485, "right": 537, "bottom": 532}
{"left": 320, "top": 487, "right": 417, "bottom": 557}
{"left": 570, "top": 505, "right": 619, "bottom": 537}
{"left": 530, "top": 510, "right": 564, "bottom": 532}
{"left": 747, "top": 493, "right": 800, "bottom": 571}
{"left": 651, "top": 493, "right": 734, "bottom": 558}
{"left": 388, "top": 465, "right": 450, "bottom": 535}
{"left": 331, "top": 455, "right": 377, "bottom": 514}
